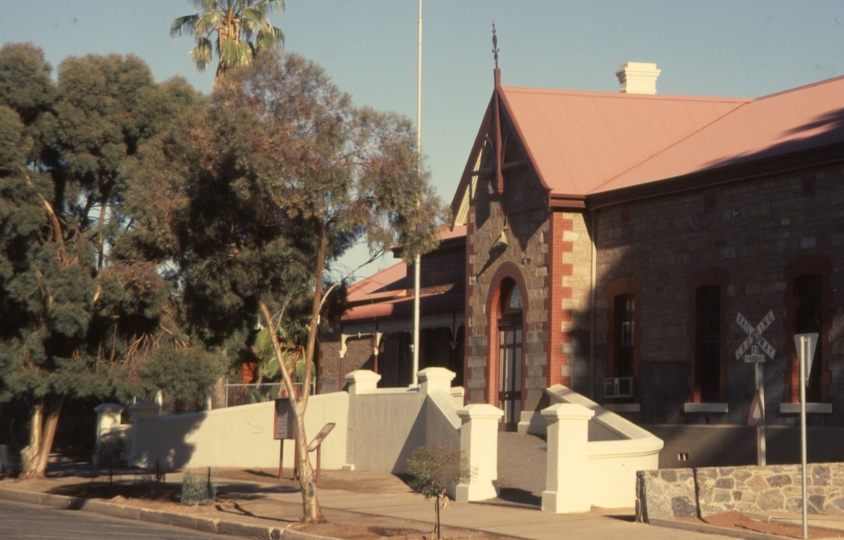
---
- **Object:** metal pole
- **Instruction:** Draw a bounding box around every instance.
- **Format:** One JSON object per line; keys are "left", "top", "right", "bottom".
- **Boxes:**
{"left": 756, "top": 362, "right": 766, "bottom": 466}
{"left": 800, "top": 335, "right": 808, "bottom": 539}
{"left": 411, "top": 0, "right": 422, "bottom": 387}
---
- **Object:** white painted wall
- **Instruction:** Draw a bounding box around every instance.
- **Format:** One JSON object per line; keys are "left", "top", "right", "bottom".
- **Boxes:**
{"left": 130, "top": 392, "right": 348, "bottom": 470}
{"left": 545, "top": 385, "right": 663, "bottom": 509}
{"left": 345, "top": 368, "right": 462, "bottom": 474}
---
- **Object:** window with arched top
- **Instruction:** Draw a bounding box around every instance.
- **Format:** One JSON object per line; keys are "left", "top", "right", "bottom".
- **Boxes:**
{"left": 499, "top": 279, "right": 523, "bottom": 316}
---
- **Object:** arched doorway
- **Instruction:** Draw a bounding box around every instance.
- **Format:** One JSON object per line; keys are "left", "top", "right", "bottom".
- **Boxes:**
{"left": 497, "top": 278, "right": 523, "bottom": 431}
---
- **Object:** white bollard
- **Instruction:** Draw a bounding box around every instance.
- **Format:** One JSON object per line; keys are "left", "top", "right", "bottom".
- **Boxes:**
{"left": 455, "top": 403, "right": 504, "bottom": 502}
{"left": 541, "top": 403, "right": 595, "bottom": 513}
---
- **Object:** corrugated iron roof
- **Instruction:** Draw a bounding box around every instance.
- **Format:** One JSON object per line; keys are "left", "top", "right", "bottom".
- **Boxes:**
{"left": 500, "top": 87, "right": 749, "bottom": 196}
{"left": 591, "top": 75, "right": 844, "bottom": 194}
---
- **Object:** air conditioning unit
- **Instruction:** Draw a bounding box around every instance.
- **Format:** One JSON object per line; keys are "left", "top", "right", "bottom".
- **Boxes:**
{"left": 604, "top": 377, "right": 634, "bottom": 399}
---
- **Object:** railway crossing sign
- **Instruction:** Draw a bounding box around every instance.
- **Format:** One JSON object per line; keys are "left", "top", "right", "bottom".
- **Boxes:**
{"left": 735, "top": 311, "right": 776, "bottom": 362}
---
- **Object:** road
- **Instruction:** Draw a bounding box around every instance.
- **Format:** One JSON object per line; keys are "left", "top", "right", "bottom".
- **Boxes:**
{"left": 0, "top": 498, "right": 238, "bottom": 540}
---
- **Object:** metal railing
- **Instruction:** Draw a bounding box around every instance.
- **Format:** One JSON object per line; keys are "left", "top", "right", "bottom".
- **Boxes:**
{"left": 224, "top": 381, "right": 316, "bottom": 407}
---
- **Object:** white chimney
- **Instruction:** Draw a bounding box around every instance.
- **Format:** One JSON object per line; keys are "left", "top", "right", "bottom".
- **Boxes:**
{"left": 615, "top": 62, "right": 661, "bottom": 95}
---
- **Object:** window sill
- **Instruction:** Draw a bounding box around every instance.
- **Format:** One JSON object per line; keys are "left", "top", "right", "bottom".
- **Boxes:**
{"left": 779, "top": 403, "right": 832, "bottom": 414}
{"left": 684, "top": 402, "right": 729, "bottom": 414}
{"left": 603, "top": 403, "right": 640, "bottom": 413}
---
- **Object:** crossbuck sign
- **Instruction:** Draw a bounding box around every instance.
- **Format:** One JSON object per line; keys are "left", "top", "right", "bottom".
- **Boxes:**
{"left": 735, "top": 311, "right": 776, "bottom": 362}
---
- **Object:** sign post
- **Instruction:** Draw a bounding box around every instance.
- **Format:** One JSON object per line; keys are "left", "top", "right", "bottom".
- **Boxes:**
{"left": 795, "top": 332, "right": 818, "bottom": 540}
{"left": 735, "top": 312, "right": 776, "bottom": 466}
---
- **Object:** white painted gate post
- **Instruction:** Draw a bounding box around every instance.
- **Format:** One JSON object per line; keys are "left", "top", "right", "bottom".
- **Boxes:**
{"left": 126, "top": 401, "right": 160, "bottom": 468}
{"left": 93, "top": 404, "right": 123, "bottom": 464}
{"left": 455, "top": 404, "right": 504, "bottom": 502}
{"left": 542, "top": 403, "right": 594, "bottom": 513}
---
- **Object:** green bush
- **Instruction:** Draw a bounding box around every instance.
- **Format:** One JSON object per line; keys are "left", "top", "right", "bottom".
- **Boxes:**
{"left": 180, "top": 470, "right": 216, "bottom": 506}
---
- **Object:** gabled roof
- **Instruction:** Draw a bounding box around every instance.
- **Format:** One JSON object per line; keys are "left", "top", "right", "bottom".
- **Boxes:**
{"left": 451, "top": 73, "right": 844, "bottom": 218}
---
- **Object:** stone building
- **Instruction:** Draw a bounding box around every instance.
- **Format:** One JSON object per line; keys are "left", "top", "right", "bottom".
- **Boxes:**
{"left": 320, "top": 62, "right": 844, "bottom": 463}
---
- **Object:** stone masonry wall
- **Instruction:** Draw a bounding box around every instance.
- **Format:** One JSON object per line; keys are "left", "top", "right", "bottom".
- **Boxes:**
{"left": 637, "top": 463, "right": 844, "bottom": 523}
{"left": 465, "top": 162, "right": 549, "bottom": 413}
{"left": 596, "top": 162, "right": 844, "bottom": 425}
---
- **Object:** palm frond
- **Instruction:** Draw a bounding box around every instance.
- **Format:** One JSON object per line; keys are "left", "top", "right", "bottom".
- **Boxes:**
{"left": 219, "top": 39, "right": 253, "bottom": 69}
{"left": 194, "top": 10, "right": 223, "bottom": 36}
{"left": 257, "top": 0, "right": 285, "bottom": 15}
{"left": 170, "top": 14, "right": 200, "bottom": 38}
{"left": 254, "top": 26, "right": 285, "bottom": 51}
{"left": 191, "top": 38, "right": 213, "bottom": 71}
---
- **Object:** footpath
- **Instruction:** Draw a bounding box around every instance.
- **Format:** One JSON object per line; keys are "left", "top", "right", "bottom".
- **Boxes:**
{"left": 3, "top": 466, "right": 844, "bottom": 539}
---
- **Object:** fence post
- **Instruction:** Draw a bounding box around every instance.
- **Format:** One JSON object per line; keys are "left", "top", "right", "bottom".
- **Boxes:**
{"left": 455, "top": 403, "right": 504, "bottom": 502}
{"left": 541, "top": 403, "right": 594, "bottom": 513}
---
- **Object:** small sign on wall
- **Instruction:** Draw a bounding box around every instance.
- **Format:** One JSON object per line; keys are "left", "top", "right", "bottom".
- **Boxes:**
{"left": 274, "top": 398, "right": 294, "bottom": 440}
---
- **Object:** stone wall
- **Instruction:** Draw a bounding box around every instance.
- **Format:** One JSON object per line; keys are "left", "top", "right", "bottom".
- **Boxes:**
{"left": 464, "top": 161, "right": 550, "bottom": 411}
{"left": 596, "top": 162, "right": 844, "bottom": 425}
{"left": 637, "top": 462, "right": 844, "bottom": 523}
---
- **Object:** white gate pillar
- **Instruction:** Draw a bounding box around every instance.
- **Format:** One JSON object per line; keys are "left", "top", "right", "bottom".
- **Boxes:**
{"left": 126, "top": 402, "right": 160, "bottom": 468}
{"left": 542, "top": 403, "right": 594, "bottom": 513}
{"left": 455, "top": 403, "right": 504, "bottom": 502}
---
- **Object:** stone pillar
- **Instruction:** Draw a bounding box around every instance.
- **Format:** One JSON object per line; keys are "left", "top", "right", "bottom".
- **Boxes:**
{"left": 127, "top": 402, "right": 160, "bottom": 468}
{"left": 455, "top": 404, "right": 504, "bottom": 502}
{"left": 418, "top": 367, "right": 455, "bottom": 396}
{"left": 541, "top": 403, "right": 594, "bottom": 513}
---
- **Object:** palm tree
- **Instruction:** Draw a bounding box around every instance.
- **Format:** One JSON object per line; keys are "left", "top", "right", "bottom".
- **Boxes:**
{"left": 171, "top": 0, "right": 285, "bottom": 89}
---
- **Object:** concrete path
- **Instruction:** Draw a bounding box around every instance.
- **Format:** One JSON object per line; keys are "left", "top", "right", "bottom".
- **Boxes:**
{"left": 209, "top": 474, "right": 734, "bottom": 540}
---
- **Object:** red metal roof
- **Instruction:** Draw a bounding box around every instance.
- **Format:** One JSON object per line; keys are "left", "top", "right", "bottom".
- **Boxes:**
{"left": 345, "top": 225, "right": 467, "bottom": 306}
{"left": 500, "top": 87, "right": 749, "bottom": 196}
{"left": 592, "top": 75, "right": 844, "bottom": 194}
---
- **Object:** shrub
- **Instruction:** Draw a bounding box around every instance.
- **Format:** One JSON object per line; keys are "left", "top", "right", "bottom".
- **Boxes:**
{"left": 406, "top": 446, "right": 471, "bottom": 539}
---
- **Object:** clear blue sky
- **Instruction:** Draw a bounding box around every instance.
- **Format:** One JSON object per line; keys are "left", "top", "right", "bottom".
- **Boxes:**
{"left": 4, "top": 0, "right": 844, "bottom": 274}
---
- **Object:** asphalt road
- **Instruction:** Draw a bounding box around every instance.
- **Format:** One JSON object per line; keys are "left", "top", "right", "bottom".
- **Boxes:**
{"left": 0, "top": 498, "right": 238, "bottom": 540}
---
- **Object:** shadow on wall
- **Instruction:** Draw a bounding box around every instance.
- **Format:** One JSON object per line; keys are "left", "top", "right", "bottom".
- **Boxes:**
{"left": 130, "top": 407, "right": 202, "bottom": 470}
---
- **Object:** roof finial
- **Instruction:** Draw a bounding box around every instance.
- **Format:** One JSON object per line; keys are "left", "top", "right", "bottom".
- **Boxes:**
{"left": 491, "top": 21, "right": 499, "bottom": 69}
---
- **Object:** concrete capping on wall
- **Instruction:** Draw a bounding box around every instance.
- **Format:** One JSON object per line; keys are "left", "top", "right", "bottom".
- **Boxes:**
{"left": 637, "top": 462, "right": 844, "bottom": 523}
{"left": 780, "top": 403, "right": 833, "bottom": 414}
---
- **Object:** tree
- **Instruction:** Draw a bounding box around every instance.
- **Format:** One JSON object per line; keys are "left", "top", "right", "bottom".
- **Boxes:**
{"left": 407, "top": 446, "right": 472, "bottom": 540}
{"left": 171, "top": 0, "right": 286, "bottom": 89}
{"left": 129, "top": 51, "right": 443, "bottom": 522}
{"left": 0, "top": 44, "right": 217, "bottom": 477}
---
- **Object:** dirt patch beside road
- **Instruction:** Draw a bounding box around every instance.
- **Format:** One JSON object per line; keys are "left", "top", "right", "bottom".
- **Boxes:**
{"left": 678, "top": 510, "right": 844, "bottom": 539}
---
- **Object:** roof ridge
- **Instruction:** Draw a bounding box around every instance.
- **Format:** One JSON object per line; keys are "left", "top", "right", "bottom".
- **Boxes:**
{"left": 501, "top": 85, "right": 751, "bottom": 104}
{"left": 587, "top": 99, "right": 753, "bottom": 193}
{"left": 755, "top": 72, "right": 844, "bottom": 101}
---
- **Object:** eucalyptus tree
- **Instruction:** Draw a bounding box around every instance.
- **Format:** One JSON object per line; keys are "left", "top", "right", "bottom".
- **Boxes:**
{"left": 171, "top": 0, "right": 285, "bottom": 89}
{"left": 0, "top": 43, "right": 213, "bottom": 477}
{"left": 130, "top": 51, "right": 443, "bottom": 522}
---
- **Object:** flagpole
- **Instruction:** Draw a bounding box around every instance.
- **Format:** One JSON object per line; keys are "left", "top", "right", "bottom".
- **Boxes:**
{"left": 412, "top": 0, "right": 422, "bottom": 387}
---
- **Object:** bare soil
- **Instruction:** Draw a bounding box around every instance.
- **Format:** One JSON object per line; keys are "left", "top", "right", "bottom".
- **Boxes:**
{"left": 678, "top": 510, "right": 844, "bottom": 539}
{"left": 0, "top": 467, "right": 511, "bottom": 540}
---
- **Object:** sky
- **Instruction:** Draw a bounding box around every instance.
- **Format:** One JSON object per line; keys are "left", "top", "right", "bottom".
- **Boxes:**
{"left": 3, "top": 0, "right": 844, "bottom": 275}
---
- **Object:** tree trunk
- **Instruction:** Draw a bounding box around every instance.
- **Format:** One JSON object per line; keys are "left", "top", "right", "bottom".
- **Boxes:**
{"left": 293, "top": 403, "right": 323, "bottom": 523}
{"left": 435, "top": 497, "right": 441, "bottom": 539}
{"left": 20, "top": 399, "right": 43, "bottom": 475}
{"left": 20, "top": 396, "right": 63, "bottom": 478}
